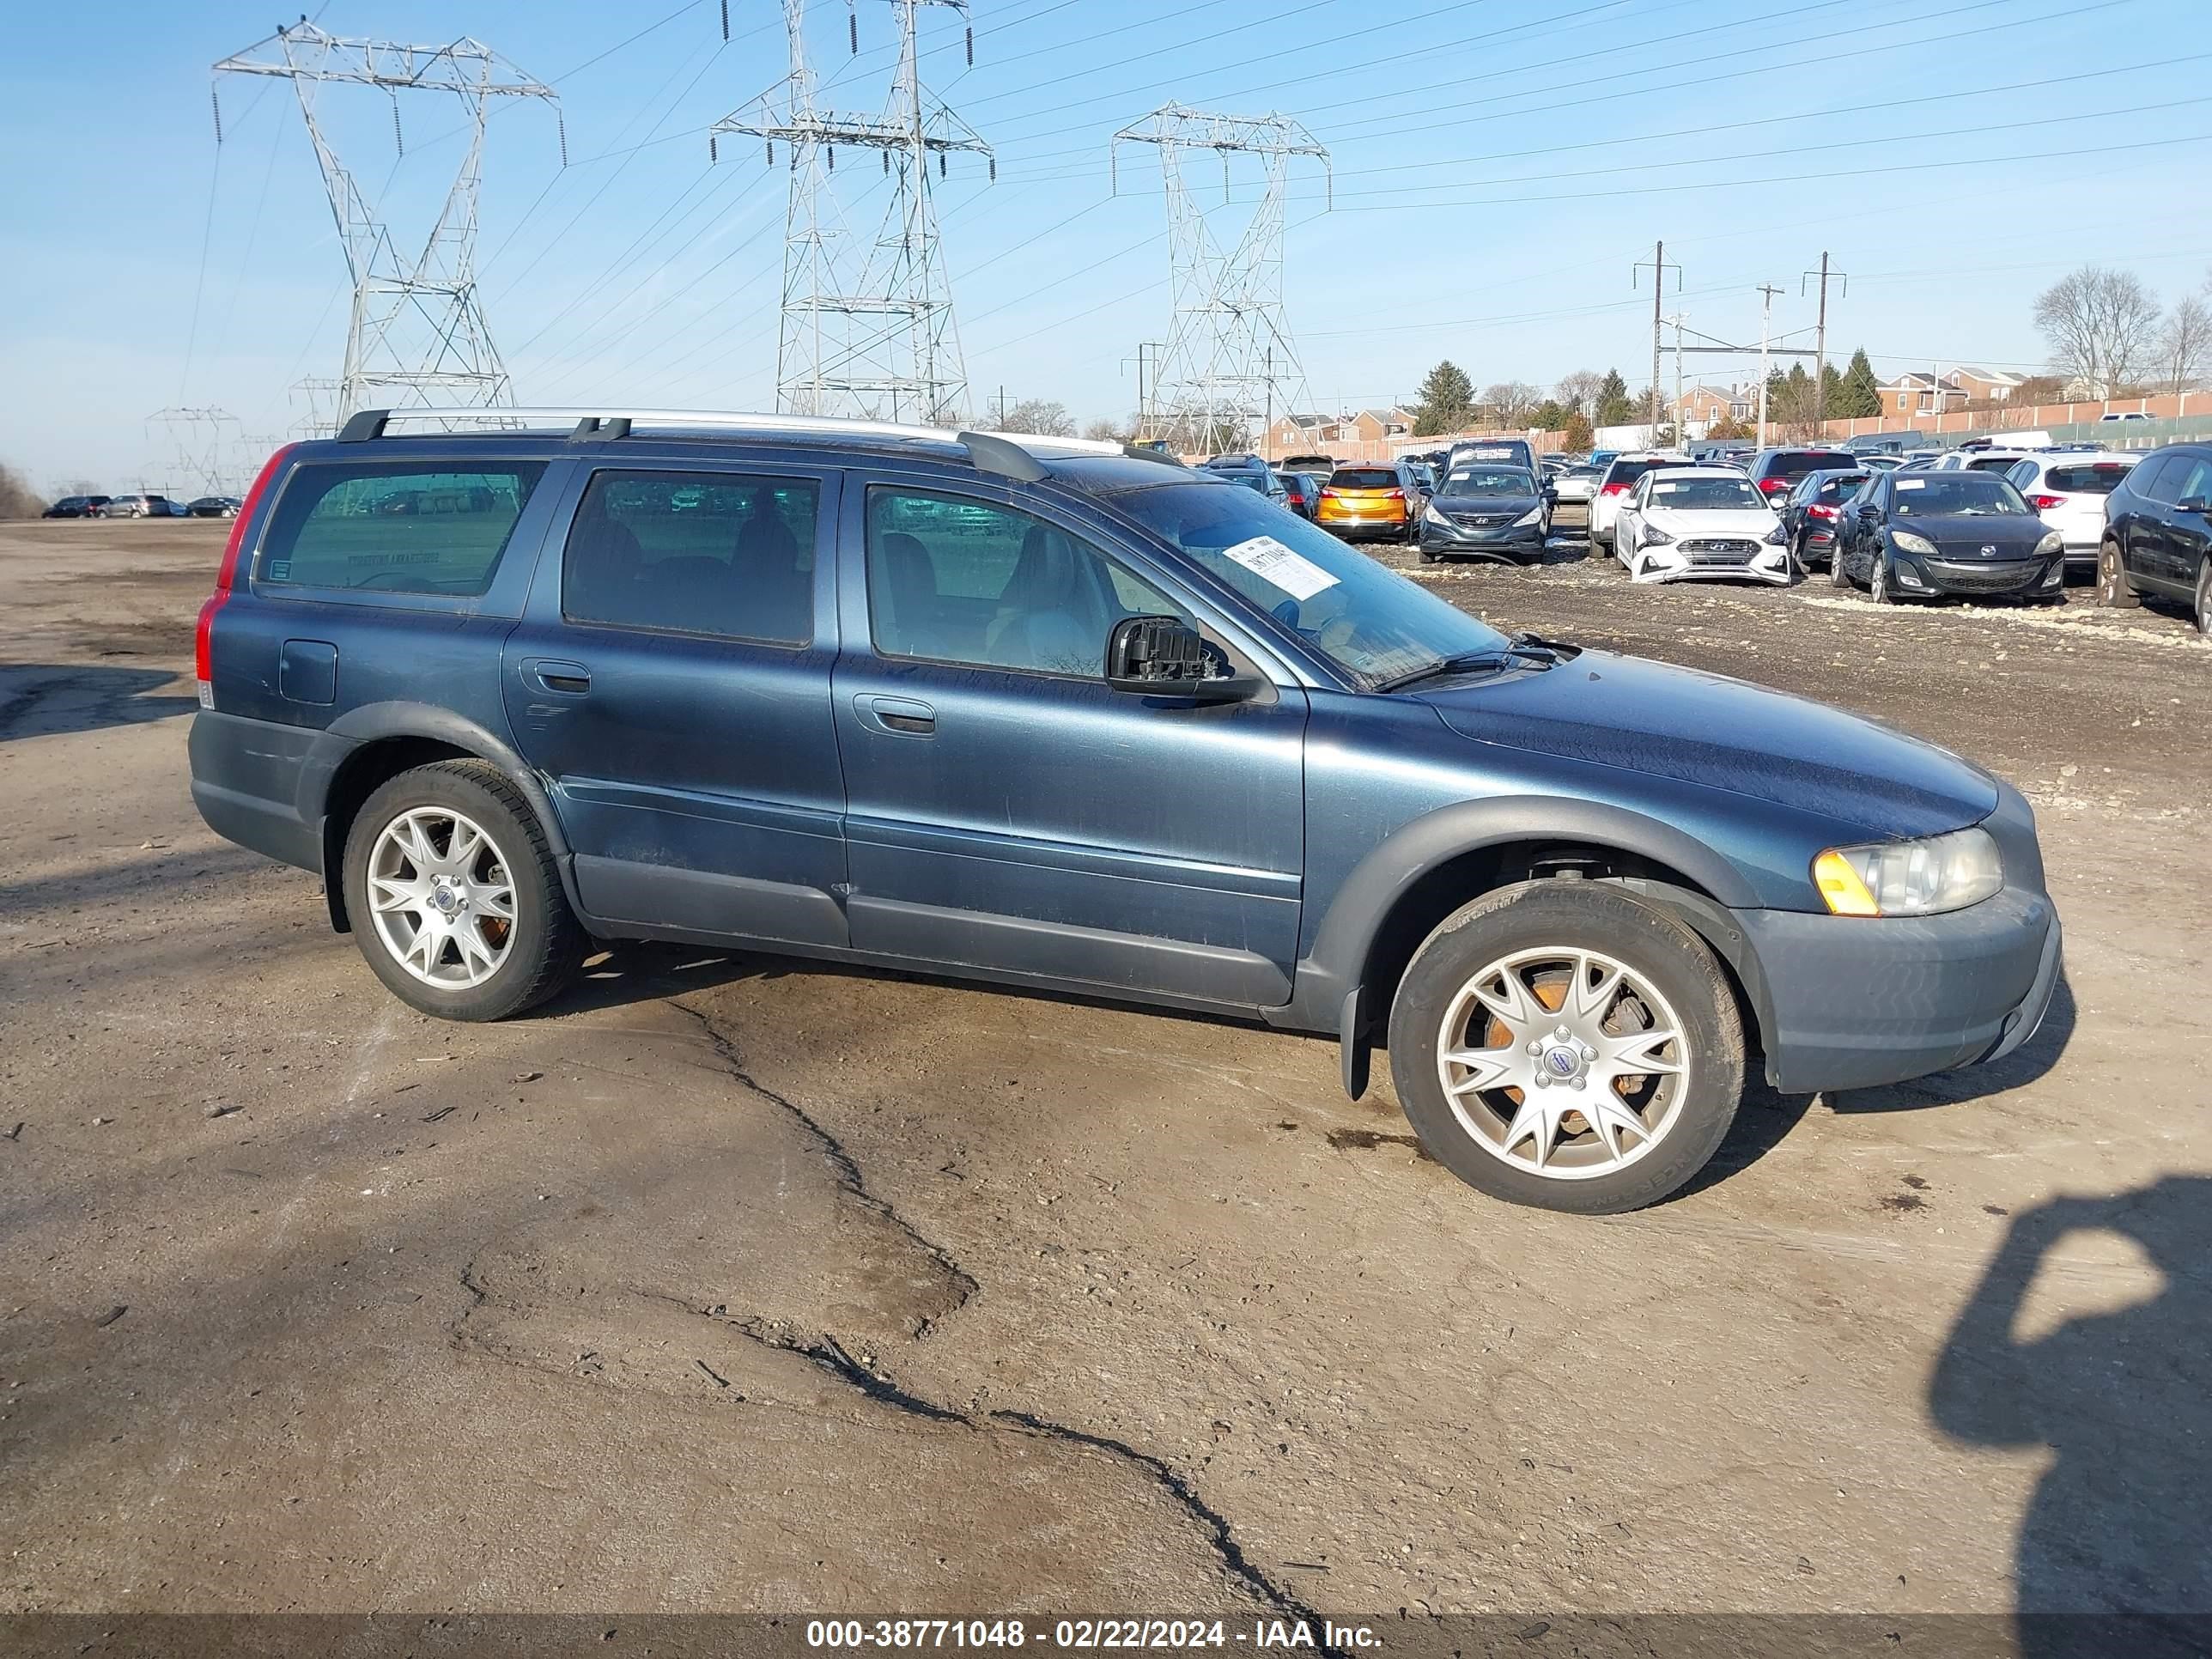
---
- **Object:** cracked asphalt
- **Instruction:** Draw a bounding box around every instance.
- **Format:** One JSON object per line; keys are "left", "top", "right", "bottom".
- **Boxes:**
{"left": 3, "top": 517, "right": 2209, "bottom": 1622}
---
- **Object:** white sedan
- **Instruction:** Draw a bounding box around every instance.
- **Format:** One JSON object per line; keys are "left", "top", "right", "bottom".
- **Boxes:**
{"left": 2002, "top": 450, "right": 2140, "bottom": 566}
{"left": 1613, "top": 467, "right": 1794, "bottom": 585}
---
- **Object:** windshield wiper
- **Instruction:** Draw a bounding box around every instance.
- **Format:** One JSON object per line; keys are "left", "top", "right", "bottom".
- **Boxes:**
{"left": 1376, "top": 641, "right": 1560, "bottom": 693}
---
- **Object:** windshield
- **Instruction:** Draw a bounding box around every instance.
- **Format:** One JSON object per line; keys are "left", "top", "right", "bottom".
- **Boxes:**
{"left": 1112, "top": 481, "right": 1509, "bottom": 687}
{"left": 1441, "top": 467, "right": 1534, "bottom": 497}
{"left": 1892, "top": 475, "right": 2033, "bottom": 516}
{"left": 1646, "top": 476, "right": 1765, "bottom": 511}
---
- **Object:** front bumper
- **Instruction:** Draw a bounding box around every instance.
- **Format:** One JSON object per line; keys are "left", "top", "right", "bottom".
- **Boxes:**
{"left": 1626, "top": 543, "right": 1794, "bottom": 585}
{"left": 1420, "top": 520, "right": 1544, "bottom": 559}
{"left": 1887, "top": 545, "right": 2065, "bottom": 599}
{"left": 1738, "top": 786, "right": 2060, "bottom": 1093}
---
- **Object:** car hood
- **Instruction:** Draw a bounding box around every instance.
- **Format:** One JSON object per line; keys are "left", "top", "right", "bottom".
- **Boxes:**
{"left": 1891, "top": 513, "right": 2049, "bottom": 556}
{"left": 1434, "top": 492, "right": 1540, "bottom": 514}
{"left": 1644, "top": 506, "right": 1779, "bottom": 534}
{"left": 1415, "top": 649, "right": 1996, "bottom": 837}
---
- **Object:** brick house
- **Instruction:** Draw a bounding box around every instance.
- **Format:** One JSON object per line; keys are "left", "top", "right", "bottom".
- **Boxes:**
{"left": 1673, "top": 383, "right": 1754, "bottom": 430}
{"left": 1950, "top": 366, "right": 2026, "bottom": 404}
{"left": 1878, "top": 371, "right": 1970, "bottom": 420}
{"left": 1346, "top": 407, "right": 1415, "bottom": 444}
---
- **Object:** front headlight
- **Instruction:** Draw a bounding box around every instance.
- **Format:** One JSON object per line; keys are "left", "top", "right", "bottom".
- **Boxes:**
{"left": 1891, "top": 529, "right": 1938, "bottom": 556}
{"left": 2034, "top": 530, "right": 2063, "bottom": 557}
{"left": 1425, "top": 503, "right": 1448, "bottom": 525}
{"left": 1812, "top": 827, "right": 2003, "bottom": 918}
{"left": 1514, "top": 507, "right": 1541, "bottom": 527}
{"left": 1639, "top": 523, "right": 1674, "bottom": 546}
{"left": 1763, "top": 524, "right": 1789, "bottom": 545}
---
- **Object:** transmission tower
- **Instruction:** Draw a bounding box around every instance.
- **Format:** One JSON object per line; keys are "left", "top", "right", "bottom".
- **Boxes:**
{"left": 289, "top": 377, "right": 345, "bottom": 441}
{"left": 145, "top": 407, "right": 243, "bottom": 495}
{"left": 1112, "top": 106, "right": 1328, "bottom": 455}
{"left": 212, "top": 22, "right": 561, "bottom": 422}
{"left": 714, "top": 1, "right": 991, "bottom": 423}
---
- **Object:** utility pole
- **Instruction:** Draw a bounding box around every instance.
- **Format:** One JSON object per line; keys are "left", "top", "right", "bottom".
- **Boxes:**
{"left": 1754, "top": 283, "right": 1784, "bottom": 447}
{"left": 1632, "top": 240, "right": 1680, "bottom": 441}
{"left": 1801, "top": 252, "right": 1849, "bottom": 430}
{"left": 212, "top": 23, "right": 561, "bottom": 420}
{"left": 718, "top": 0, "right": 992, "bottom": 423}
{"left": 1665, "top": 313, "right": 1688, "bottom": 447}
{"left": 1113, "top": 105, "right": 1328, "bottom": 456}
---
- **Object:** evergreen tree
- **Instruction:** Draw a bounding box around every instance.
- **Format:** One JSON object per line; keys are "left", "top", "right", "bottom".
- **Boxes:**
{"left": 1835, "top": 348, "right": 1883, "bottom": 419}
{"left": 1593, "top": 368, "right": 1633, "bottom": 427}
{"left": 1413, "top": 361, "right": 1476, "bottom": 436}
{"left": 1562, "top": 411, "right": 1595, "bottom": 452}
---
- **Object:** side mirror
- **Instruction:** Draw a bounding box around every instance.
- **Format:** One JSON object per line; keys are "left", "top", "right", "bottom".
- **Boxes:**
{"left": 1105, "top": 616, "right": 1256, "bottom": 703}
{"left": 2179, "top": 496, "right": 2212, "bottom": 515}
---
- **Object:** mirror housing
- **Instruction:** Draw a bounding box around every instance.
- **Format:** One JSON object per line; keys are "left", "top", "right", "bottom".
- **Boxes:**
{"left": 1105, "top": 616, "right": 1257, "bottom": 703}
{"left": 2179, "top": 496, "right": 2211, "bottom": 515}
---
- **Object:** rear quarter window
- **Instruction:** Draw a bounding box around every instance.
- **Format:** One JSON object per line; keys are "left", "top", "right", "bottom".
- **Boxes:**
{"left": 258, "top": 461, "right": 548, "bottom": 595}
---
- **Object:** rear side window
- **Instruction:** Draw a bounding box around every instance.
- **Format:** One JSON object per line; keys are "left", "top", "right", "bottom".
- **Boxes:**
{"left": 1332, "top": 468, "right": 1400, "bottom": 489}
{"left": 260, "top": 462, "right": 546, "bottom": 595}
{"left": 562, "top": 471, "right": 817, "bottom": 643}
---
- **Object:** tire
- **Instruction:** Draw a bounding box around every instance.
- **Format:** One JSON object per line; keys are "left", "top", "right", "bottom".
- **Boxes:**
{"left": 1829, "top": 538, "right": 1853, "bottom": 588}
{"left": 1385, "top": 881, "right": 1745, "bottom": 1215}
{"left": 2097, "top": 538, "right": 2138, "bottom": 608}
{"left": 2196, "top": 557, "right": 2212, "bottom": 636}
{"left": 1869, "top": 553, "right": 1899, "bottom": 604}
{"left": 341, "top": 759, "right": 586, "bottom": 1022}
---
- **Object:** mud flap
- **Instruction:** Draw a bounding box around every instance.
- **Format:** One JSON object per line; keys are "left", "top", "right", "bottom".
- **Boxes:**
{"left": 1340, "top": 986, "right": 1370, "bottom": 1100}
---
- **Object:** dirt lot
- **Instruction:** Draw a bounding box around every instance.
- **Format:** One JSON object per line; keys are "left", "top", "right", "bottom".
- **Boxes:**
{"left": 3, "top": 517, "right": 2208, "bottom": 1634}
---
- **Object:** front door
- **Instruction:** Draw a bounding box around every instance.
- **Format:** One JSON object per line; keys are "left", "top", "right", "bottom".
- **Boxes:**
{"left": 830, "top": 478, "right": 1308, "bottom": 1008}
{"left": 501, "top": 462, "right": 849, "bottom": 949}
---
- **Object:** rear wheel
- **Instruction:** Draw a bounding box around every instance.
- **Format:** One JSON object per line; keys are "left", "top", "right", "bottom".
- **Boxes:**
{"left": 1386, "top": 882, "right": 1744, "bottom": 1214}
{"left": 2097, "top": 539, "right": 2139, "bottom": 608}
{"left": 1829, "top": 538, "right": 1854, "bottom": 587}
{"left": 2195, "top": 557, "right": 2211, "bottom": 635}
{"left": 342, "top": 760, "right": 585, "bottom": 1022}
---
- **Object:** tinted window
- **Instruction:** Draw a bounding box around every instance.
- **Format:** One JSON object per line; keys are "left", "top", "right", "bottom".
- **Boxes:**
{"left": 1813, "top": 473, "right": 1869, "bottom": 502}
{"left": 2171, "top": 458, "right": 2212, "bottom": 504}
{"left": 1646, "top": 476, "right": 1765, "bottom": 511}
{"left": 2135, "top": 454, "right": 2185, "bottom": 503}
{"left": 2044, "top": 463, "right": 2134, "bottom": 493}
{"left": 866, "top": 489, "right": 1182, "bottom": 678}
{"left": 1442, "top": 468, "right": 1534, "bottom": 496}
{"left": 1890, "top": 475, "right": 2033, "bottom": 516}
{"left": 1605, "top": 458, "right": 1690, "bottom": 488}
{"left": 260, "top": 463, "right": 546, "bottom": 594}
{"left": 1764, "top": 451, "right": 1856, "bottom": 480}
{"left": 1332, "top": 468, "right": 1400, "bottom": 489}
{"left": 1112, "top": 481, "right": 1510, "bottom": 688}
{"left": 562, "top": 471, "right": 816, "bottom": 643}
{"left": 1966, "top": 455, "right": 2022, "bottom": 473}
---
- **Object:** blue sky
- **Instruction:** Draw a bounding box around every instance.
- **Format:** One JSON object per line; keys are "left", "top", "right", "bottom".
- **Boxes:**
{"left": 3, "top": 0, "right": 2207, "bottom": 489}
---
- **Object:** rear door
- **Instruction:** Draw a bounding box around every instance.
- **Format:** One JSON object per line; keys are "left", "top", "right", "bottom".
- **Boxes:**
{"left": 829, "top": 474, "right": 1309, "bottom": 1008}
{"left": 2125, "top": 455, "right": 2185, "bottom": 591}
{"left": 500, "top": 459, "right": 849, "bottom": 949}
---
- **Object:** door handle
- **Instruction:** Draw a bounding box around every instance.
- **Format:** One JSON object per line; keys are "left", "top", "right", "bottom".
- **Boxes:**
{"left": 860, "top": 694, "right": 935, "bottom": 737}
{"left": 528, "top": 659, "right": 592, "bottom": 695}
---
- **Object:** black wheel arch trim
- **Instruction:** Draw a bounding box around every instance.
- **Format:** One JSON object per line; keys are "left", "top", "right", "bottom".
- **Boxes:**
{"left": 301, "top": 702, "right": 586, "bottom": 934}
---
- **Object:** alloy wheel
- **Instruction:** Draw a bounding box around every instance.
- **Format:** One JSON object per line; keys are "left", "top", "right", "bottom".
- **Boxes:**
{"left": 366, "top": 806, "right": 518, "bottom": 988}
{"left": 1433, "top": 946, "right": 1690, "bottom": 1180}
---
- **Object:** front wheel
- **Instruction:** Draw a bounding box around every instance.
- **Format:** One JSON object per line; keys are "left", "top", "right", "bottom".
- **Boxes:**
{"left": 1829, "top": 538, "right": 1854, "bottom": 587}
{"left": 342, "top": 759, "right": 586, "bottom": 1021}
{"left": 2097, "top": 539, "right": 2139, "bottom": 608}
{"left": 1386, "top": 882, "right": 1745, "bottom": 1214}
{"left": 2196, "top": 557, "right": 2211, "bottom": 635}
{"left": 1869, "top": 553, "right": 1900, "bottom": 604}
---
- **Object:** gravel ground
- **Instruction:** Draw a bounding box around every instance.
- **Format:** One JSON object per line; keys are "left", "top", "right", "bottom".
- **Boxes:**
{"left": 2, "top": 516, "right": 2207, "bottom": 1630}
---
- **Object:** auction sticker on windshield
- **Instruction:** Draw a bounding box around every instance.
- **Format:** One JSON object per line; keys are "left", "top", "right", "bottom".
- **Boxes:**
{"left": 1219, "top": 535, "right": 1340, "bottom": 601}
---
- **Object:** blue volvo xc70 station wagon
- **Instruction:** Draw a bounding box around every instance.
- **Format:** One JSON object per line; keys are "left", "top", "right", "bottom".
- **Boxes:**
{"left": 189, "top": 410, "right": 2062, "bottom": 1213}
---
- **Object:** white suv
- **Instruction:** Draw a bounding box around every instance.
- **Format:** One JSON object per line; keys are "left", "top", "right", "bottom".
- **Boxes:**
{"left": 2003, "top": 450, "right": 2141, "bottom": 565}
{"left": 1589, "top": 453, "right": 1694, "bottom": 551}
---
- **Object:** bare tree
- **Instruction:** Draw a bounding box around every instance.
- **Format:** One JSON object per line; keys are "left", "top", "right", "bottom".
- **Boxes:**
{"left": 1554, "top": 369, "right": 1603, "bottom": 419}
{"left": 1081, "top": 416, "right": 1131, "bottom": 443}
{"left": 2033, "top": 266, "right": 2161, "bottom": 397}
{"left": 995, "top": 398, "right": 1075, "bottom": 436}
{"left": 0, "top": 463, "right": 48, "bottom": 520}
{"left": 2158, "top": 294, "right": 2212, "bottom": 394}
{"left": 1480, "top": 381, "right": 1542, "bottom": 427}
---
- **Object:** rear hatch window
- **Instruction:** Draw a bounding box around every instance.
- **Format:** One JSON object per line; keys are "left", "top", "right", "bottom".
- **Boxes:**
{"left": 1331, "top": 469, "right": 1400, "bottom": 489}
{"left": 1607, "top": 459, "right": 1688, "bottom": 487}
{"left": 2045, "top": 463, "right": 2135, "bottom": 493}
{"left": 1765, "top": 451, "right": 1856, "bottom": 480}
{"left": 259, "top": 461, "right": 549, "bottom": 595}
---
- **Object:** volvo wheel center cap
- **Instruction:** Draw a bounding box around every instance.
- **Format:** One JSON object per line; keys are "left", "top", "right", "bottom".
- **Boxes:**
{"left": 1544, "top": 1045, "right": 1581, "bottom": 1079}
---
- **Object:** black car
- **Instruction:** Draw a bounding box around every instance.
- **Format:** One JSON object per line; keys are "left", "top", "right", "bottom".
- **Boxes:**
{"left": 1273, "top": 470, "right": 1323, "bottom": 520}
{"left": 187, "top": 495, "right": 244, "bottom": 518}
{"left": 1201, "top": 454, "right": 1288, "bottom": 506}
{"left": 2095, "top": 443, "right": 2212, "bottom": 633}
{"left": 41, "top": 495, "right": 111, "bottom": 519}
{"left": 1778, "top": 469, "right": 1869, "bottom": 569}
{"left": 1832, "top": 471, "right": 2063, "bottom": 604}
{"left": 1419, "top": 463, "right": 1550, "bottom": 563}
{"left": 1747, "top": 447, "right": 1858, "bottom": 511}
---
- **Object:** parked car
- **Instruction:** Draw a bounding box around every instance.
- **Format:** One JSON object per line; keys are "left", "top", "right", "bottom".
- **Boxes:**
{"left": 1843, "top": 433, "right": 1920, "bottom": 456}
{"left": 1273, "top": 470, "right": 1323, "bottom": 520}
{"left": 41, "top": 495, "right": 111, "bottom": 519}
{"left": 1280, "top": 452, "right": 1336, "bottom": 474}
{"left": 2001, "top": 452, "right": 2139, "bottom": 567}
{"left": 1547, "top": 462, "right": 1602, "bottom": 507}
{"left": 1858, "top": 454, "right": 1903, "bottom": 472}
{"left": 1832, "top": 470, "right": 2064, "bottom": 604}
{"left": 1899, "top": 450, "right": 1945, "bottom": 470}
{"left": 2098, "top": 411, "right": 2153, "bottom": 424}
{"left": 1745, "top": 447, "right": 1858, "bottom": 510}
{"left": 1405, "top": 460, "right": 1438, "bottom": 496}
{"left": 1933, "top": 448, "right": 2039, "bottom": 474}
{"left": 1444, "top": 437, "right": 1536, "bottom": 476}
{"left": 1201, "top": 455, "right": 1288, "bottom": 506}
{"left": 187, "top": 495, "right": 244, "bottom": 518}
{"left": 1317, "top": 461, "right": 1425, "bottom": 543}
{"left": 101, "top": 493, "right": 182, "bottom": 519}
{"left": 188, "top": 410, "right": 2062, "bottom": 1216}
{"left": 1777, "top": 468, "right": 1870, "bottom": 569}
{"left": 1419, "top": 463, "right": 1549, "bottom": 563}
{"left": 1589, "top": 452, "right": 1695, "bottom": 551}
{"left": 1586, "top": 449, "right": 1620, "bottom": 471}
{"left": 2094, "top": 443, "right": 2212, "bottom": 632}
{"left": 1613, "top": 467, "right": 1792, "bottom": 585}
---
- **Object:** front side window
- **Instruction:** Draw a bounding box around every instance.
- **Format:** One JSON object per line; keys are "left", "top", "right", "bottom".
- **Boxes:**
{"left": 865, "top": 489, "right": 1184, "bottom": 678}
{"left": 260, "top": 461, "right": 547, "bottom": 595}
{"left": 562, "top": 470, "right": 817, "bottom": 642}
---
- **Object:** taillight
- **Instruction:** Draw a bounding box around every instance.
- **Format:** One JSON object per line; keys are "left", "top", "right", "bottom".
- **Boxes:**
{"left": 1319, "top": 487, "right": 1337, "bottom": 500}
{"left": 1808, "top": 503, "right": 1838, "bottom": 520}
{"left": 1384, "top": 488, "right": 1404, "bottom": 500}
{"left": 1599, "top": 482, "right": 1628, "bottom": 496}
{"left": 1759, "top": 477, "right": 1790, "bottom": 494}
{"left": 2028, "top": 493, "right": 2065, "bottom": 510}
{"left": 196, "top": 442, "right": 295, "bottom": 690}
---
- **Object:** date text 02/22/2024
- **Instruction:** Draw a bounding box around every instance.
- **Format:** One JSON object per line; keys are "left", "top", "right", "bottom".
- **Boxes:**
{"left": 803, "top": 1620, "right": 1383, "bottom": 1650}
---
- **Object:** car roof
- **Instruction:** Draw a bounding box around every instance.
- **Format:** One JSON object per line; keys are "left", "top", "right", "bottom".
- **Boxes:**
{"left": 1640, "top": 465, "right": 1759, "bottom": 483}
